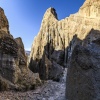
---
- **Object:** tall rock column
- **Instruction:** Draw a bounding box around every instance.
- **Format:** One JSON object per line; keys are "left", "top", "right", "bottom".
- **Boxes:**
{"left": 0, "top": 7, "right": 9, "bottom": 34}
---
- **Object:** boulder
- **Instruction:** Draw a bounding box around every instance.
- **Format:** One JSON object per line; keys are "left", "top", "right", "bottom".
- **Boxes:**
{"left": 66, "top": 42, "right": 100, "bottom": 100}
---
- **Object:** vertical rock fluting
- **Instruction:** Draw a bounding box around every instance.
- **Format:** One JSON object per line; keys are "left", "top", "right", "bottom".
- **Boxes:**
{"left": 29, "top": 8, "right": 64, "bottom": 80}
{"left": 29, "top": 0, "right": 100, "bottom": 99}
{"left": 29, "top": 0, "right": 100, "bottom": 81}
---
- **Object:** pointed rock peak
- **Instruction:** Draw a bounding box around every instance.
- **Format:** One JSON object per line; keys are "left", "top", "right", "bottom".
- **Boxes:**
{"left": 0, "top": 7, "right": 9, "bottom": 34}
{"left": 0, "top": 7, "right": 5, "bottom": 17}
{"left": 43, "top": 7, "right": 58, "bottom": 20}
{"left": 46, "top": 7, "right": 57, "bottom": 15}
{"left": 15, "top": 37, "right": 24, "bottom": 46}
{"left": 0, "top": 7, "right": 4, "bottom": 11}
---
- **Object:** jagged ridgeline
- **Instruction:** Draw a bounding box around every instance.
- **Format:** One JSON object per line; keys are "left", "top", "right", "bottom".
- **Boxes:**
{"left": 0, "top": 7, "right": 41, "bottom": 91}
{"left": 28, "top": 0, "right": 100, "bottom": 100}
{"left": 29, "top": 0, "right": 100, "bottom": 79}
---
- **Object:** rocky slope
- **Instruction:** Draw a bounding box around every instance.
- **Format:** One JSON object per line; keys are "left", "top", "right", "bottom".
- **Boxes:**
{"left": 0, "top": 7, "right": 41, "bottom": 91}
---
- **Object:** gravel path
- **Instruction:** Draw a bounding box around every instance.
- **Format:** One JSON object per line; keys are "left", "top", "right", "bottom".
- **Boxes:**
{"left": 0, "top": 69, "right": 67, "bottom": 100}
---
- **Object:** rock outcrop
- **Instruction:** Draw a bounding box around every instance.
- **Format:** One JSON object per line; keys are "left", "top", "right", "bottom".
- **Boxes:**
{"left": 29, "top": 8, "right": 65, "bottom": 81}
{"left": 28, "top": 0, "right": 100, "bottom": 99}
{"left": 0, "top": 7, "right": 41, "bottom": 91}
{"left": 66, "top": 38, "right": 100, "bottom": 100}
{"left": 0, "top": 7, "right": 9, "bottom": 34}
{"left": 29, "top": 0, "right": 100, "bottom": 81}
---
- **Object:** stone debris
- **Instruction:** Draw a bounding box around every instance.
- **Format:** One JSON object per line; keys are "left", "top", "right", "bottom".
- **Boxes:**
{"left": 0, "top": 68, "right": 67, "bottom": 100}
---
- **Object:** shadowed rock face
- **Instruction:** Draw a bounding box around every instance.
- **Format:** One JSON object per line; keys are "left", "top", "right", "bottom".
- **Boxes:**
{"left": 0, "top": 8, "right": 41, "bottom": 91}
{"left": 0, "top": 31, "right": 19, "bottom": 84}
{"left": 66, "top": 28, "right": 100, "bottom": 100}
{"left": 66, "top": 41, "right": 100, "bottom": 100}
{"left": 29, "top": 0, "right": 100, "bottom": 81}
{"left": 15, "top": 37, "right": 27, "bottom": 65}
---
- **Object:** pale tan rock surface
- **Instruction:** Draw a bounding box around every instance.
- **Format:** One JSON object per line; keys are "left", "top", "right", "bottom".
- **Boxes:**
{"left": 29, "top": 0, "right": 100, "bottom": 80}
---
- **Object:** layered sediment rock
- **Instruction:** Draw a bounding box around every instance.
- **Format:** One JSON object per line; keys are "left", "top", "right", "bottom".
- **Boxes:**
{"left": 0, "top": 7, "right": 41, "bottom": 91}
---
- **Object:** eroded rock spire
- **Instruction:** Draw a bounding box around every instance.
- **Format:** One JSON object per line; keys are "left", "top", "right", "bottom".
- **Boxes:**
{"left": 0, "top": 7, "right": 9, "bottom": 34}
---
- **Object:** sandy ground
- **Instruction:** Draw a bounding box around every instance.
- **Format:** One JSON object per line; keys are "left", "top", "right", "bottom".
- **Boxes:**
{"left": 0, "top": 69, "right": 67, "bottom": 100}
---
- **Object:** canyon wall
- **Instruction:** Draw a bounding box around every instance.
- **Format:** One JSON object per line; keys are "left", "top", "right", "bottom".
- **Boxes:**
{"left": 29, "top": 0, "right": 100, "bottom": 80}
{"left": 29, "top": 0, "right": 100, "bottom": 99}
{"left": 0, "top": 7, "right": 41, "bottom": 91}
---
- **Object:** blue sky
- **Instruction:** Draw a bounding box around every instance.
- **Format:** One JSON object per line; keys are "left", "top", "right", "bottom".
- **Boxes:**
{"left": 0, "top": 0, "right": 85, "bottom": 50}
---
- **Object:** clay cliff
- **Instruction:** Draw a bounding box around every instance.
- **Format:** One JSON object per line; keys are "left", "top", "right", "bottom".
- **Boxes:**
{"left": 29, "top": 0, "right": 100, "bottom": 80}
{"left": 0, "top": 0, "right": 100, "bottom": 99}
{"left": 29, "top": 0, "right": 100, "bottom": 99}
{"left": 29, "top": 8, "right": 64, "bottom": 81}
{"left": 0, "top": 7, "right": 41, "bottom": 91}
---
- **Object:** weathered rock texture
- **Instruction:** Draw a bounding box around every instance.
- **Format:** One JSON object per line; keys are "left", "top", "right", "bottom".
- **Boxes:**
{"left": 28, "top": 0, "right": 100, "bottom": 99}
{"left": 0, "top": 7, "right": 41, "bottom": 91}
{"left": 66, "top": 38, "right": 100, "bottom": 100}
{"left": 29, "top": 0, "right": 100, "bottom": 81}
{"left": 0, "top": 7, "right": 9, "bottom": 34}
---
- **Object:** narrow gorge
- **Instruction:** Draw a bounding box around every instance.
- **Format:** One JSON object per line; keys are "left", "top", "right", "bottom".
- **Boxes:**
{"left": 0, "top": 0, "right": 100, "bottom": 100}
